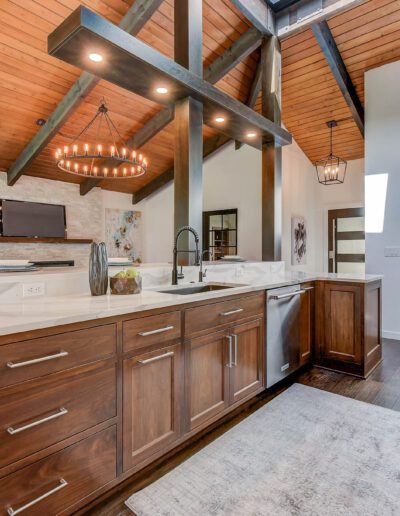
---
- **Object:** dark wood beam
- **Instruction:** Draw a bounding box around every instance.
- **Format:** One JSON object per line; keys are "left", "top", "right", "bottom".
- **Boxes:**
{"left": 261, "top": 36, "right": 282, "bottom": 261}
{"left": 7, "top": 0, "right": 163, "bottom": 186}
{"left": 132, "top": 134, "right": 231, "bottom": 204}
{"left": 48, "top": 7, "right": 292, "bottom": 148}
{"left": 230, "top": 0, "right": 275, "bottom": 36}
{"left": 235, "top": 56, "right": 262, "bottom": 150}
{"left": 174, "top": 0, "right": 203, "bottom": 257}
{"left": 79, "top": 177, "right": 103, "bottom": 196}
{"left": 312, "top": 20, "right": 364, "bottom": 136}
{"left": 80, "top": 27, "right": 262, "bottom": 195}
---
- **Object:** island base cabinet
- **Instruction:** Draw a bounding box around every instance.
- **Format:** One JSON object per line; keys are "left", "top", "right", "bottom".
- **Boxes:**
{"left": 315, "top": 280, "right": 382, "bottom": 378}
{"left": 188, "top": 318, "right": 264, "bottom": 431}
{"left": 230, "top": 319, "right": 264, "bottom": 404}
{"left": 0, "top": 426, "right": 116, "bottom": 516}
{"left": 123, "top": 343, "right": 183, "bottom": 471}
{"left": 188, "top": 331, "right": 230, "bottom": 430}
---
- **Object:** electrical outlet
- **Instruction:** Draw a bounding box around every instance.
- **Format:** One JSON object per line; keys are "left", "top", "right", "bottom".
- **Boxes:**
{"left": 384, "top": 247, "right": 400, "bottom": 258}
{"left": 23, "top": 282, "right": 45, "bottom": 298}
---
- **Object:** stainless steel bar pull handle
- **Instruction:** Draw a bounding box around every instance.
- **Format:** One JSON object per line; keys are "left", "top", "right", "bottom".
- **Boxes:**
{"left": 7, "top": 351, "right": 68, "bottom": 369}
{"left": 7, "top": 478, "right": 68, "bottom": 515}
{"left": 138, "top": 326, "right": 174, "bottom": 337}
{"left": 226, "top": 335, "right": 233, "bottom": 367}
{"left": 138, "top": 351, "right": 174, "bottom": 364}
{"left": 220, "top": 308, "right": 243, "bottom": 316}
{"left": 7, "top": 407, "right": 68, "bottom": 435}
{"left": 272, "top": 290, "right": 307, "bottom": 300}
{"left": 232, "top": 334, "right": 238, "bottom": 366}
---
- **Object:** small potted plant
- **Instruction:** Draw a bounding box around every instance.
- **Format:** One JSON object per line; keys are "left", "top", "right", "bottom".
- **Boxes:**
{"left": 110, "top": 268, "right": 142, "bottom": 295}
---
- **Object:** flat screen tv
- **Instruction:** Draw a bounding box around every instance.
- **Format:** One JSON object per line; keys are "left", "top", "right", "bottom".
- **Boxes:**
{"left": 0, "top": 199, "right": 66, "bottom": 238}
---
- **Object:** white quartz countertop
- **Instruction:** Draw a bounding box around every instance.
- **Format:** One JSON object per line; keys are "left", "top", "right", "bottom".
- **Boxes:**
{"left": 0, "top": 264, "right": 382, "bottom": 337}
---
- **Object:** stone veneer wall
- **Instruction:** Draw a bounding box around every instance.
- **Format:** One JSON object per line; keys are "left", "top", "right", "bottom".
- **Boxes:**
{"left": 0, "top": 172, "right": 103, "bottom": 267}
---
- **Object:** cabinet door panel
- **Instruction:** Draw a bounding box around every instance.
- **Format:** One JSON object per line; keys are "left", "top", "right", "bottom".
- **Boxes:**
{"left": 300, "top": 284, "right": 314, "bottom": 365}
{"left": 230, "top": 319, "right": 264, "bottom": 404}
{"left": 188, "top": 331, "right": 230, "bottom": 430}
{"left": 324, "top": 283, "right": 362, "bottom": 363}
{"left": 123, "top": 343, "right": 182, "bottom": 471}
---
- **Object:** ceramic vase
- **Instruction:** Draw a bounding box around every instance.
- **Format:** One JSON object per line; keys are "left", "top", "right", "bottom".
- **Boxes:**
{"left": 89, "top": 242, "right": 108, "bottom": 296}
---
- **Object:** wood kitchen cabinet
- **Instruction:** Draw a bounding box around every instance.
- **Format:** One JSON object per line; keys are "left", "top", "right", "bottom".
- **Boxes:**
{"left": 188, "top": 330, "right": 230, "bottom": 430}
{"left": 230, "top": 318, "right": 264, "bottom": 404}
{"left": 299, "top": 283, "right": 314, "bottom": 366}
{"left": 315, "top": 280, "right": 382, "bottom": 377}
{"left": 123, "top": 342, "right": 183, "bottom": 471}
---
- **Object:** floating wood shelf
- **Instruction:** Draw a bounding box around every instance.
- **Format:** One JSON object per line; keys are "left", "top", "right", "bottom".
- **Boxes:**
{"left": 48, "top": 6, "right": 292, "bottom": 149}
{"left": 0, "top": 237, "right": 93, "bottom": 244}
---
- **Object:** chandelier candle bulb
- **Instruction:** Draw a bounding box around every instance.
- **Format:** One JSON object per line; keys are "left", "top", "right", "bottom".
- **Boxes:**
{"left": 94, "top": 166, "right": 98, "bottom": 176}
{"left": 111, "top": 146, "right": 115, "bottom": 157}
{"left": 74, "top": 163, "right": 78, "bottom": 172}
{"left": 113, "top": 168, "right": 117, "bottom": 176}
{"left": 123, "top": 168, "right": 127, "bottom": 176}
{"left": 97, "top": 144, "right": 102, "bottom": 156}
{"left": 66, "top": 161, "right": 70, "bottom": 170}
{"left": 104, "top": 168, "right": 108, "bottom": 176}
{"left": 64, "top": 146, "right": 68, "bottom": 157}
{"left": 73, "top": 145, "right": 77, "bottom": 156}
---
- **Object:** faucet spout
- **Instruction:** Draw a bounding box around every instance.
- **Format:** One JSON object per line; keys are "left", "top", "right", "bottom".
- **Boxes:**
{"left": 172, "top": 226, "right": 201, "bottom": 285}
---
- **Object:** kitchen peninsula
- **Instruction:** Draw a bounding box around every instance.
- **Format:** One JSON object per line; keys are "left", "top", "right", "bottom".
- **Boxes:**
{"left": 0, "top": 262, "right": 381, "bottom": 515}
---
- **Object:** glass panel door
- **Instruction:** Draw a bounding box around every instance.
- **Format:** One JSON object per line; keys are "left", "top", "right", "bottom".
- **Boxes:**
{"left": 328, "top": 208, "right": 365, "bottom": 273}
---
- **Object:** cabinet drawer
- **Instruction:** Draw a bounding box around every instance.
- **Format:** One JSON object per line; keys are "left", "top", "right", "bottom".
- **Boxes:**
{"left": 123, "top": 311, "right": 181, "bottom": 353}
{"left": 185, "top": 292, "right": 264, "bottom": 336}
{"left": 0, "top": 324, "right": 117, "bottom": 388}
{"left": 0, "top": 426, "right": 116, "bottom": 516}
{"left": 0, "top": 360, "right": 116, "bottom": 470}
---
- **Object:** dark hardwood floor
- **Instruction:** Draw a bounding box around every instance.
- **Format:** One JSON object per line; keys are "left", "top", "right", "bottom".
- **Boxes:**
{"left": 83, "top": 339, "right": 400, "bottom": 516}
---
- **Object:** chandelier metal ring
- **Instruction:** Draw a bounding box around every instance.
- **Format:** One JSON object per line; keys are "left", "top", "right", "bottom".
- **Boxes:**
{"left": 54, "top": 98, "right": 148, "bottom": 180}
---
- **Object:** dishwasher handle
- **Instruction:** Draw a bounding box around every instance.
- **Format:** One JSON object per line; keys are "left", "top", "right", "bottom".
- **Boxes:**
{"left": 270, "top": 289, "right": 307, "bottom": 300}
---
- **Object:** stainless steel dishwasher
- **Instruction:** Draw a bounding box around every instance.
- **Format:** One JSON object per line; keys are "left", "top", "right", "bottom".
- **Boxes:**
{"left": 266, "top": 284, "right": 306, "bottom": 388}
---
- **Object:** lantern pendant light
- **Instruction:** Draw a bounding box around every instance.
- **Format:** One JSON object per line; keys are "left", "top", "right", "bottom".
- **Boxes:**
{"left": 314, "top": 120, "right": 347, "bottom": 185}
{"left": 55, "top": 98, "right": 148, "bottom": 180}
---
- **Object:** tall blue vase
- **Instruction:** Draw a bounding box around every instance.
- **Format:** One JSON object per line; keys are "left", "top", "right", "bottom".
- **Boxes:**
{"left": 89, "top": 242, "right": 108, "bottom": 296}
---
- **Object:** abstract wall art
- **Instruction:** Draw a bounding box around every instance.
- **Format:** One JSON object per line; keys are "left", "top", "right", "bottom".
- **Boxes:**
{"left": 291, "top": 216, "right": 307, "bottom": 265}
{"left": 105, "top": 209, "right": 142, "bottom": 263}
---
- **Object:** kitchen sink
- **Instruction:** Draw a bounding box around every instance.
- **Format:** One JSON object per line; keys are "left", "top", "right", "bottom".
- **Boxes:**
{"left": 157, "top": 283, "right": 246, "bottom": 295}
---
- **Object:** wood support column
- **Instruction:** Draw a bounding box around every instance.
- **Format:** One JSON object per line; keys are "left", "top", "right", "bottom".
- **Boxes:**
{"left": 174, "top": 0, "right": 203, "bottom": 259}
{"left": 261, "top": 36, "right": 282, "bottom": 261}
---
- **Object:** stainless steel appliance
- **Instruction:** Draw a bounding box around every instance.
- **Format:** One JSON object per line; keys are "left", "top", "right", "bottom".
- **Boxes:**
{"left": 266, "top": 284, "right": 306, "bottom": 388}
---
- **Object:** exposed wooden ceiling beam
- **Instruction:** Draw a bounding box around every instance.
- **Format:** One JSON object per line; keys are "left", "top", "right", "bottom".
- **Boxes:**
{"left": 230, "top": 0, "right": 275, "bottom": 36}
{"left": 80, "top": 25, "right": 262, "bottom": 195}
{"left": 132, "top": 134, "right": 231, "bottom": 204}
{"left": 48, "top": 7, "right": 291, "bottom": 147}
{"left": 312, "top": 20, "right": 364, "bottom": 137}
{"left": 236, "top": 56, "right": 262, "bottom": 150}
{"left": 7, "top": 0, "right": 164, "bottom": 186}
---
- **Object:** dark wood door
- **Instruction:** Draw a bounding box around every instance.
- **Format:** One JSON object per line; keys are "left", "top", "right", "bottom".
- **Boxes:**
{"left": 323, "top": 283, "right": 362, "bottom": 364}
{"left": 328, "top": 207, "right": 365, "bottom": 273}
{"left": 299, "top": 284, "right": 314, "bottom": 365}
{"left": 230, "top": 318, "right": 264, "bottom": 404}
{"left": 188, "top": 330, "right": 230, "bottom": 430}
{"left": 123, "top": 343, "right": 183, "bottom": 471}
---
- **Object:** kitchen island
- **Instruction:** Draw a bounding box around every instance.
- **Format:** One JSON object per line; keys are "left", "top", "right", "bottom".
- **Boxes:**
{"left": 0, "top": 262, "right": 382, "bottom": 515}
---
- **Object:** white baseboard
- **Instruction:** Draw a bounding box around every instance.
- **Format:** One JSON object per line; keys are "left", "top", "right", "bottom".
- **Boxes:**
{"left": 383, "top": 330, "right": 400, "bottom": 341}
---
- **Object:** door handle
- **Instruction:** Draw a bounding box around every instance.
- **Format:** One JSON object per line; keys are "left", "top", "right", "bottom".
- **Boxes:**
{"left": 226, "top": 335, "right": 233, "bottom": 367}
{"left": 232, "top": 334, "right": 237, "bottom": 366}
{"left": 138, "top": 326, "right": 174, "bottom": 336}
{"left": 7, "top": 478, "right": 68, "bottom": 515}
{"left": 271, "top": 290, "right": 306, "bottom": 300}
{"left": 7, "top": 407, "right": 68, "bottom": 435}
{"left": 7, "top": 351, "right": 68, "bottom": 369}
{"left": 138, "top": 351, "right": 174, "bottom": 364}
{"left": 220, "top": 308, "right": 243, "bottom": 317}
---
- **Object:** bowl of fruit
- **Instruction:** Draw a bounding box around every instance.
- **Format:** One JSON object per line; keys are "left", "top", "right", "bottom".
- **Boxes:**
{"left": 110, "top": 268, "right": 142, "bottom": 295}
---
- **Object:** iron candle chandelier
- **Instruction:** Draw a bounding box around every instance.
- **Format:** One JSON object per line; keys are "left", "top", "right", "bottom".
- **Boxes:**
{"left": 314, "top": 120, "right": 347, "bottom": 185}
{"left": 55, "top": 99, "right": 148, "bottom": 179}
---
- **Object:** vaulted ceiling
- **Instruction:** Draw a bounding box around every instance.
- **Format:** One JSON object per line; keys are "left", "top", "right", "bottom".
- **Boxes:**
{"left": 0, "top": 0, "right": 399, "bottom": 194}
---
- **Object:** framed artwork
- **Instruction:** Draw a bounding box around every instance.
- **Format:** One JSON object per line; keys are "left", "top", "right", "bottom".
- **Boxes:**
{"left": 105, "top": 209, "right": 142, "bottom": 263}
{"left": 291, "top": 216, "right": 307, "bottom": 265}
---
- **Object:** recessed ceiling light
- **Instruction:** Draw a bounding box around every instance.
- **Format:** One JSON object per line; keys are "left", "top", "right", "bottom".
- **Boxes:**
{"left": 215, "top": 116, "right": 225, "bottom": 123}
{"left": 89, "top": 53, "right": 103, "bottom": 62}
{"left": 156, "top": 86, "right": 168, "bottom": 94}
{"left": 247, "top": 132, "right": 257, "bottom": 138}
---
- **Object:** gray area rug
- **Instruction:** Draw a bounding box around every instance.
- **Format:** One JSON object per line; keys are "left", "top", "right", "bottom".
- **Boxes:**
{"left": 126, "top": 384, "right": 400, "bottom": 515}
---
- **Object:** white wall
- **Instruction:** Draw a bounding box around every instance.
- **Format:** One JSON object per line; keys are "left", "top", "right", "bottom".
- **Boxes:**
{"left": 365, "top": 60, "right": 400, "bottom": 340}
{"left": 134, "top": 139, "right": 320, "bottom": 270}
{"left": 314, "top": 159, "right": 365, "bottom": 272}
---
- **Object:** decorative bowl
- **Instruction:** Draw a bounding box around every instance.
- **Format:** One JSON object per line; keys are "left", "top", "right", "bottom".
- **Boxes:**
{"left": 110, "top": 276, "right": 142, "bottom": 295}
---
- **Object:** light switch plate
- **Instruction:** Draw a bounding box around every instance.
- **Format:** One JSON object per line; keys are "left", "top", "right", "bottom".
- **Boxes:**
{"left": 384, "top": 247, "right": 400, "bottom": 257}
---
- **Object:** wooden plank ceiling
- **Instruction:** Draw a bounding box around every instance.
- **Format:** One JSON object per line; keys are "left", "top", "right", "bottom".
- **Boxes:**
{"left": 0, "top": 0, "right": 400, "bottom": 193}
